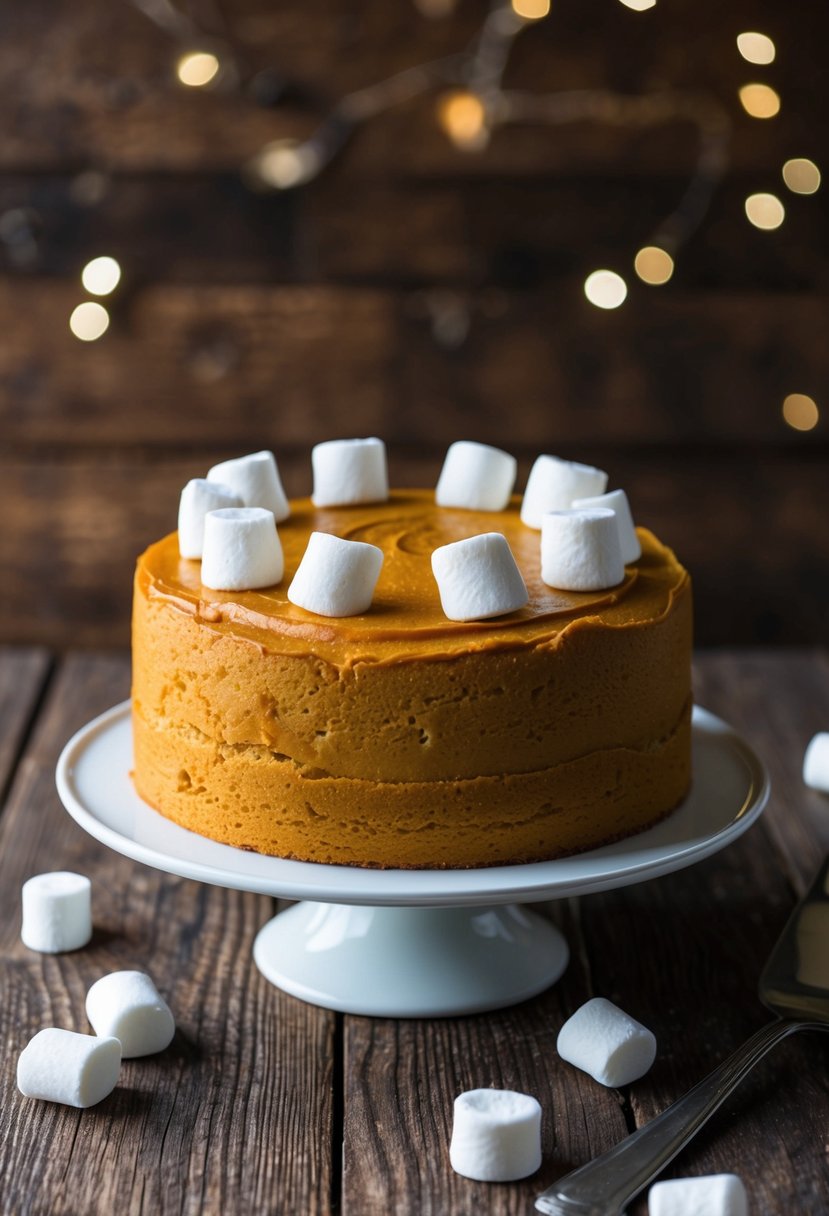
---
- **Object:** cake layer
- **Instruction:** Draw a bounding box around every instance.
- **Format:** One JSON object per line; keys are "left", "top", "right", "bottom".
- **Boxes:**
{"left": 132, "top": 699, "right": 692, "bottom": 869}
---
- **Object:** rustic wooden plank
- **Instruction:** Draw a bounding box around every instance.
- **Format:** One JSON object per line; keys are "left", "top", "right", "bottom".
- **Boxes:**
{"left": 1, "top": 283, "right": 828, "bottom": 449}
{"left": 0, "top": 653, "right": 333, "bottom": 1216}
{"left": 577, "top": 652, "right": 829, "bottom": 1215}
{"left": 1, "top": 0, "right": 826, "bottom": 175}
{"left": 0, "top": 646, "right": 51, "bottom": 805}
{"left": 1, "top": 448, "right": 826, "bottom": 649}
{"left": 342, "top": 902, "right": 630, "bottom": 1216}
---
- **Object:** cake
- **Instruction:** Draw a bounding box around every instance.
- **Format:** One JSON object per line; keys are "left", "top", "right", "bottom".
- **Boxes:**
{"left": 131, "top": 489, "right": 692, "bottom": 868}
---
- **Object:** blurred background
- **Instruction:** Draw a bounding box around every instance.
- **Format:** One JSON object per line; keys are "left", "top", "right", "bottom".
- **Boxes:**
{"left": 1, "top": 0, "right": 826, "bottom": 649}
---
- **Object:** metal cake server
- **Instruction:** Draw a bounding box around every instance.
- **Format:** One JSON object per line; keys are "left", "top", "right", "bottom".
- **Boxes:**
{"left": 536, "top": 854, "right": 829, "bottom": 1216}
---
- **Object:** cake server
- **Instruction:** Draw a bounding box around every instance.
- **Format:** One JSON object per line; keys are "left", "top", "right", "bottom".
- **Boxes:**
{"left": 535, "top": 853, "right": 829, "bottom": 1216}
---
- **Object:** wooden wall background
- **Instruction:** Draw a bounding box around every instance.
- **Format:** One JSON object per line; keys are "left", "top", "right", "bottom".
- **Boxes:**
{"left": 0, "top": 0, "right": 827, "bottom": 647}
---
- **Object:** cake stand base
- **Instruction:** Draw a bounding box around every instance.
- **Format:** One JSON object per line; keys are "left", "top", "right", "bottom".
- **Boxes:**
{"left": 253, "top": 901, "right": 569, "bottom": 1017}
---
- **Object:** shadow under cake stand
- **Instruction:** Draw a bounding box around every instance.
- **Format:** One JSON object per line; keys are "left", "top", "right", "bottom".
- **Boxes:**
{"left": 56, "top": 703, "right": 768, "bottom": 1017}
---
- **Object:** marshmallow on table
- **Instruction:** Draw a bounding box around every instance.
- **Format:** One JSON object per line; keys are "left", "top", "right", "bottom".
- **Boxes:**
{"left": 541, "top": 508, "right": 624, "bottom": 592}
{"left": 450, "top": 1089, "right": 542, "bottom": 1182}
{"left": 435, "top": 441, "right": 517, "bottom": 512}
{"left": 557, "top": 997, "right": 656, "bottom": 1087}
{"left": 803, "top": 732, "right": 829, "bottom": 792}
{"left": 200, "top": 507, "right": 283, "bottom": 591}
{"left": 17, "top": 1028, "right": 121, "bottom": 1108}
{"left": 288, "top": 531, "right": 383, "bottom": 617}
{"left": 207, "top": 450, "right": 290, "bottom": 523}
{"left": 432, "top": 533, "right": 528, "bottom": 622}
{"left": 21, "top": 872, "right": 92, "bottom": 953}
{"left": 86, "top": 971, "right": 175, "bottom": 1058}
{"left": 521, "top": 455, "right": 608, "bottom": 529}
{"left": 571, "top": 487, "right": 642, "bottom": 565}
{"left": 311, "top": 437, "right": 389, "bottom": 507}
{"left": 178, "top": 478, "right": 242, "bottom": 559}
{"left": 648, "top": 1174, "right": 748, "bottom": 1216}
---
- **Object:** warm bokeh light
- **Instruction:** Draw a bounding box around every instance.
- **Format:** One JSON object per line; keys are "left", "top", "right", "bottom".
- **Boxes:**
{"left": 782, "top": 158, "right": 821, "bottom": 195}
{"left": 511, "top": 0, "right": 551, "bottom": 17}
{"left": 745, "top": 192, "right": 785, "bottom": 230}
{"left": 782, "top": 394, "right": 819, "bottom": 432}
{"left": 584, "top": 270, "right": 627, "bottom": 310}
{"left": 176, "top": 51, "right": 221, "bottom": 88}
{"left": 81, "top": 256, "right": 121, "bottom": 297}
{"left": 255, "top": 140, "right": 319, "bottom": 190}
{"left": 634, "top": 246, "right": 674, "bottom": 285}
{"left": 69, "top": 302, "right": 110, "bottom": 342}
{"left": 739, "top": 83, "right": 781, "bottom": 119}
{"left": 437, "top": 91, "right": 488, "bottom": 150}
{"left": 736, "top": 32, "right": 776, "bottom": 65}
{"left": 618, "top": 0, "right": 657, "bottom": 10}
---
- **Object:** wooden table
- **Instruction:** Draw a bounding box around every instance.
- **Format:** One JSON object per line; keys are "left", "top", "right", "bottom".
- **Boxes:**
{"left": 1, "top": 648, "right": 828, "bottom": 1215}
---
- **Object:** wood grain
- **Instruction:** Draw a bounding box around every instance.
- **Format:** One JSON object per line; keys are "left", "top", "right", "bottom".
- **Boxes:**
{"left": 0, "top": 653, "right": 334, "bottom": 1216}
{"left": 0, "top": 646, "right": 51, "bottom": 802}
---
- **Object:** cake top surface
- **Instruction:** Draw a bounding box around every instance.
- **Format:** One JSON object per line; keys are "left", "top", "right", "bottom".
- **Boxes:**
{"left": 137, "top": 489, "right": 689, "bottom": 663}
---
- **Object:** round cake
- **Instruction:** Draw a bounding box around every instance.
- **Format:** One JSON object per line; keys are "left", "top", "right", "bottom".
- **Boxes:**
{"left": 132, "top": 490, "right": 692, "bottom": 868}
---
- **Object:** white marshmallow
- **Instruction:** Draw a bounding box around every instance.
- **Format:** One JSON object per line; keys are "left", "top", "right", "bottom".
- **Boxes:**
{"left": 450, "top": 1088, "right": 542, "bottom": 1182}
{"left": 200, "top": 507, "right": 284, "bottom": 591}
{"left": 431, "top": 533, "right": 528, "bottom": 622}
{"left": 207, "top": 450, "right": 290, "bottom": 522}
{"left": 648, "top": 1174, "right": 748, "bottom": 1216}
{"left": 288, "top": 531, "right": 383, "bottom": 617}
{"left": 803, "top": 732, "right": 829, "bottom": 792}
{"left": 178, "top": 478, "right": 242, "bottom": 559}
{"left": 572, "top": 488, "right": 642, "bottom": 565}
{"left": 541, "top": 508, "right": 625, "bottom": 592}
{"left": 17, "top": 1028, "right": 121, "bottom": 1108}
{"left": 435, "top": 441, "right": 517, "bottom": 512}
{"left": 21, "top": 871, "right": 92, "bottom": 954}
{"left": 521, "top": 455, "right": 608, "bottom": 529}
{"left": 311, "top": 437, "right": 389, "bottom": 507}
{"left": 557, "top": 997, "right": 656, "bottom": 1087}
{"left": 86, "top": 971, "right": 175, "bottom": 1058}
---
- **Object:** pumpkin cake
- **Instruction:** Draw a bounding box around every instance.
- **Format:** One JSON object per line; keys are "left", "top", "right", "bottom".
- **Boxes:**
{"left": 131, "top": 490, "right": 692, "bottom": 868}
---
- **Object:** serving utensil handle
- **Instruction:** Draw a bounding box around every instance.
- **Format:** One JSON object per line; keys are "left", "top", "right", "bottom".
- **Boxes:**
{"left": 535, "top": 1018, "right": 820, "bottom": 1216}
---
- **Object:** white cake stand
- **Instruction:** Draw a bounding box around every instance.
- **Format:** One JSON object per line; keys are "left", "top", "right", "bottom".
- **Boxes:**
{"left": 56, "top": 703, "right": 768, "bottom": 1017}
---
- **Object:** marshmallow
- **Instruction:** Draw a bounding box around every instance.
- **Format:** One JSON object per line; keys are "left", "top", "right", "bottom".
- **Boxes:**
{"left": 557, "top": 997, "right": 656, "bottom": 1087}
{"left": 521, "top": 455, "right": 608, "bottom": 529}
{"left": 571, "top": 488, "right": 642, "bottom": 565}
{"left": 648, "top": 1174, "right": 748, "bottom": 1216}
{"left": 450, "top": 1089, "right": 542, "bottom": 1182}
{"left": 207, "top": 450, "right": 290, "bottom": 523}
{"left": 178, "top": 479, "right": 242, "bottom": 559}
{"left": 288, "top": 531, "right": 384, "bottom": 617}
{"left": 86, "top": 970, "right": 175, "bottom": 1058}
{"left": 200, "top": 507, "right": 284, "bottom": 591}
{"left": 435, "top": 441, "right": 517, "bottom": 512}
{"left": 311, "top": 437, "right": 389, "bottom": 507}
{"left": 21, "top": 872, "right": 92, "bottom": 954}
{"left": 431, "top": 533, "right": 528, "bottom": 622}
{"left": 541, "top": 508, "right": 625, "bottom": 592}
{"left": 17, "top": 1028, "right": 121, "bottom": 1108}
{"left": 803, "top": 732, "right": 829, "bottom": 792}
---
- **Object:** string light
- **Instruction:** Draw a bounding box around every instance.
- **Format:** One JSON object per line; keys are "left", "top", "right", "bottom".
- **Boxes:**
{"left": 738, "top": 83, "right": 780, "bottom": 119}
{"left": 81, "top": 256, "right": 121, "bottom": 296}
{"left": 782, "top": 394, "right": 819, "bottom": 432}
{"left": 634, "top": 246, "right": 674, "bottom": 285}
{"left": 176, "top": 51, "right": 221, "bottom": 88}
{"left": 584, "top": 270, "right": 627, "bottom": 310}
{"left": 745, "top": 192, "right": 785, "bottom": 230}
{"left": 69, "top": 302, "right": 110, "bottom": 342}
{"left": 251, "top": 140, "right": 323, "bottom": 190}
{"left": 736, "top": 32, "right": 776, "bottom": 65}
{"left": 511, "top": 0, "right": 551, "bottom": 19}
{"left": 618, "top": 0, "right": 657, "bottom": 10}
{"left": 782, "top": 158, "right": 821, "bottom": 195}
{"left": 437, "top": 91, "right": 488, "bottom": 150}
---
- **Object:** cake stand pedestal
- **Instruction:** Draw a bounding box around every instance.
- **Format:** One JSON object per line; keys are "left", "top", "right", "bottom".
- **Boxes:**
{"left": 56, "top": 703, "right": 768, "bottom": 1018}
